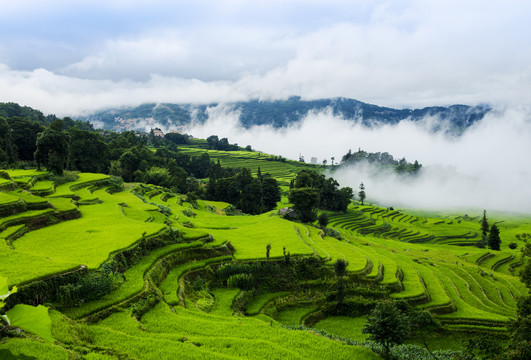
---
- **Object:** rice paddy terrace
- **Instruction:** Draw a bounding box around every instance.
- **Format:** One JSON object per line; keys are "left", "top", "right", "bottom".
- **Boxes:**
{"left": 177, "top": 144, "right": 319, "bottom": 186}
{"left": 0, "top": 166, "right": 530, "bottom": 359}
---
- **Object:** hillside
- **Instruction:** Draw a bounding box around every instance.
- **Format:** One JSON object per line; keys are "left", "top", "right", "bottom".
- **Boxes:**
{"left": 83, "top": 97, "right": 490, "bottom": 133}
{"left": 0, "top": 146, "right": 530, "bottom": 359}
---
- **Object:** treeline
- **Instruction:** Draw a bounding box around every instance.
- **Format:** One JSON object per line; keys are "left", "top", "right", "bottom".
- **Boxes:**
{"left": 0, "top": 114, "right": 91, "bottom": 166}
{"left": 289, "top": 170, "right": 353, "bottom": 222}
{"left": 206, "top": 135, "right": 241, "bottom": 151}
{"left": 0, "top": 106, "right": 282, "bottom": 214}
{"left": 340, "top": 148, "right": 422, "bottom": 174}
{"left": 207, "top": 166, "right": 280, "bottom": 215}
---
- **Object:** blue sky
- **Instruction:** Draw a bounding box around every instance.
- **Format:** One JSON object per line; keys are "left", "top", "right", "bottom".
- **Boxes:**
{"left": 1, "top": 0, "right": 531, "bottom": 115}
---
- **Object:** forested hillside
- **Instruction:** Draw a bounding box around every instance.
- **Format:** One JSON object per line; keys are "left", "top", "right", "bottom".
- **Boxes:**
{"left": 82, "top": 97, "right": 490, "bottom": 133}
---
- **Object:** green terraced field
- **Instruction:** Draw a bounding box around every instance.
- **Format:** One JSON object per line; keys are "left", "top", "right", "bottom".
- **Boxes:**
{"left": 0, "top": 167, "right": 530, "bottom": 359}
{"left": 178, "top": 146, "right": 319, "bottom": 185}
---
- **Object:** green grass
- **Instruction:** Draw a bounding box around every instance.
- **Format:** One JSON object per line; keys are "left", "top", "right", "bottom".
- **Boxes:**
{"left": 313, "top": 316, "right": 370, "bottom": 341}
{"left": 135, "top": 302, "right": 381, "bottom": 359}
{"left": 47, "top": 197, "right": 77, "bottom": 212}
{"left": 207, "top": 216, "right": 315, "bottom": 260}
{"left": 159, "top": 256, "right": 232, "bottom": 306}
{"left": 0, "top": 192, "right": 20, "bottom": 205}
{"left": 177, "top": 146, "right": 319, "bottom": 185}
{"left": 2, "top": 167, "right": 531, "bottom": 358}
{"left": 1, "top": 202, "right": 164, "bottom": 285}
{"left": 5, "top": 169, "right": 47, "bottom": 178}
{"left": 276, "top": 305, "right": 319, "bottom": 326}
{"left": 7, "top": 189, "right": 48, "bottom": 205}
{"left": 209, "top": 288, "right": 240, "bottom": 317}
{"left": 29, "top": 180, "right": 54, "bottom": 192}
{"left": 65, "top": 241, "right": 202, "bottom": 319}
{"left": 0, "top": 338, "right": 69, "bottom": 360}
{"left": 51, "top": 173, "right": 110, "bottom": 198}
{"left": 246, "top": 292, "right": 290, "bottom": 315}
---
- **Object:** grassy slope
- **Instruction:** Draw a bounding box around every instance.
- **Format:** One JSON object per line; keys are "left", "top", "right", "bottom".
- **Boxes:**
{"left": 1, "top": 152, "right": 530, "bottom": 358}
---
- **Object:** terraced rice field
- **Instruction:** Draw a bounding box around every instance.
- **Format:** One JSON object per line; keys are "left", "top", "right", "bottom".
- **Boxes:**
{"left": 329, "top": 205, "right": 483, "bottom": 246}
{"left": 178, "top": 146, "right": 319, "bottom": 185}
{"left": 0, "top": 168, "right": 530, "bottom": 358}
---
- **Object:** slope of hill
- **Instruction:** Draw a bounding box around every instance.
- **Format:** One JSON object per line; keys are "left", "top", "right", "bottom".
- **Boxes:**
{"left": 83, "top": 97, "right": 490, "bottom": 133}
{"left": 0, "top": 154, "right": 529, "bottom": 358}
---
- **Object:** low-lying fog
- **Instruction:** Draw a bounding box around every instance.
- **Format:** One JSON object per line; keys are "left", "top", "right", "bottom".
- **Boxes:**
{"left": 182, "top": 105, "right": 531, "bottom": 213}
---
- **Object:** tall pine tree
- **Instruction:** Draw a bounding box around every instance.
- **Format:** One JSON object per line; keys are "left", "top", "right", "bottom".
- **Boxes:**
{"left": 358, "top": 182, "right": 366, "bottom": 205}
{"left": 481, "top": 210, "right": 489, "bottom": 238}
{"left": 488, "top": 224, "right": 501, "bottom": 250}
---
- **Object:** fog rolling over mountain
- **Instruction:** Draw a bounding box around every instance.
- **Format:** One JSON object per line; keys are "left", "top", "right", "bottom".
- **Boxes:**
{"left": 86, "top": 98, "right": 530, "bottom": 213}
{"left": 84, "top": 97, "right": 489, "bottom": 134}
{"left": 184, "top": 105, "right": 531, "bottom": 214}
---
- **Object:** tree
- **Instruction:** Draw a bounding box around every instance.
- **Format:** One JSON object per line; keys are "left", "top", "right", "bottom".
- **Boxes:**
{"left": 520, "top": 260, "right": 531, "bottom": 289}
{"left": 358, "top": 182, "right": 366, "bottom": 205}
{"left": 34, "top": 119, "right": 69, "bottom": 174}
{"left": 506, "top": 263, "right": 531, "bottom": 358}
{"left": 318, "top": 212, "right": 329, "bottom": 228}
{"left": 333, "top": 258, "right": 348, "bottom": 310}
{"left": 334, "top": 187, "right": 354, "bottom": 212}
{"left": 68, "top": 128, "right": 108, "bottom": 173}
{"left": 206, "top": 135, "right": 219, "bottom": 150}
{"left": 0, "top": 117, "right": 15, "bottom": 164}
{"left": 261, "top": 177, "right": 281, "bottom": 211}
{"left": 362, "top": 301, "right": 409, "bottom": 359}
{"left": 240, "top": 178, "right": 262, "bottom": 214}
{"left": 266, "top": 243, "right": 271, "bottom": 261}
{"left": 7, "top": 116, "right": 44, "bottom": 161}
{"left": 288, "top": 187, "right": 319, "bottom": 223}
{"left": 407, "top": 309, "right": 441, "bottom": 358}
{"left": 481, "top": 210, "right": 489, "bottom": 246}
{"left": 488, "top": 224, "right": 501, "bottom": 250}
{"left": 117, "top": 145, "right": 156, "bottom": 182}
{"left": 164, "top": 132, "right": 189, "bottom": 144}
{"left": 143, "top": 166, "right": 172, "bottom": 187}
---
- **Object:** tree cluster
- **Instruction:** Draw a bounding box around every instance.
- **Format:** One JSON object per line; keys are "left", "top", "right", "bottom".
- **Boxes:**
{"left": 362, "top": 300, "right": 440, "bottom": 360}
{"left": 477, "top": 210, "right": 502, "bottom": 250}
{"left": 340, "top": 148, "right": 422, "bottom": 174}
{"left": 206, "top": 135, "right": 240, "bottom": 151}
{"left": 288, "top": 170, "right": 353, "bottom": 222}
{"left": 207, "top": 166, "right": 280, "bottom": 215}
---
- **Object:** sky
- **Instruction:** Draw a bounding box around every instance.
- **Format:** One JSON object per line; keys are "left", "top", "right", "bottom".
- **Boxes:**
{"left": 1, "top": 0, "right": 531, "bottom": 115}
{"left": 2, "top": 0, "right": 531, "bottom": 212}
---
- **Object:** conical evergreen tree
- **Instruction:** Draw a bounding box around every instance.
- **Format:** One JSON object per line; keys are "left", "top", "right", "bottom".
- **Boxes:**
{"left": 488, "top": 224, "right": 501, "bottom": 250}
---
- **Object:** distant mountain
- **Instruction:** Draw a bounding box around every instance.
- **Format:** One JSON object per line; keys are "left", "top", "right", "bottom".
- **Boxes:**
{"left": 82, "top": 97, "right": 490, "bottom": 133}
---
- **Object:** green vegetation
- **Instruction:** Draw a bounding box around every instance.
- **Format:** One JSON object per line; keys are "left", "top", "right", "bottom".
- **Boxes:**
{"left": 0, "top": 117, "right": 530, "bottom": 358}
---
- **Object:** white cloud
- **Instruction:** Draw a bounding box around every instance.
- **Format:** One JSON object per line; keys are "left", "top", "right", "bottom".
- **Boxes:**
{"left": 0, "top": 0, "right": 531, "bottom": 114}
{"left": 182, "top": 105, "right": 531, "bottom": 213}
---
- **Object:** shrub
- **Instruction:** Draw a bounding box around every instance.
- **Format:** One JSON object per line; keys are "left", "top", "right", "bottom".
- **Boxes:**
{"left": 182, "top": 209, "right": 196, "bottom": 217}
{"left": 227, "top": 273, "right": 255, "bottom": 290}
{"left": 318, "top": 213, "right": 329, "bottom": 228}
{"left": 509, "top": 242, "right": 518, "bottom": 249}
{"left": 49, "top": 171, "right": 79, "bottom": 185}
{"left": 131, "top": 293, "right": 159, "bottom": 320}
{"left": 323, "top": 227, "right": 342, "bottom": 240}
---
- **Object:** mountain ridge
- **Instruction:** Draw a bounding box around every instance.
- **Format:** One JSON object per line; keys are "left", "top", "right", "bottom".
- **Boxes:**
{"left": 82, "top": 96, "right": 490, "bottom": 133}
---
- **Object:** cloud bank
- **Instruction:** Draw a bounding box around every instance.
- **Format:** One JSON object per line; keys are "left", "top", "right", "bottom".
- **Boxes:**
{"left": 183, "top": 105, "right": 531, "bottom": 213}
{"left": 1, "top": 1, "right": 531, "bottom": 115}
